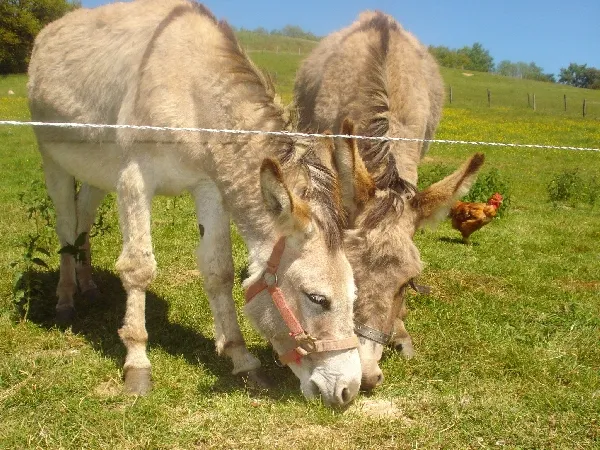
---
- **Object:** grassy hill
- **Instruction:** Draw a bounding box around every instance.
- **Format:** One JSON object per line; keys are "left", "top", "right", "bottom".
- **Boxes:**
{"left": 0, "top": 33, "right": 599, "bottom": 449}
{"left": 236, "top": 30, "right": 318, "bottom": 55}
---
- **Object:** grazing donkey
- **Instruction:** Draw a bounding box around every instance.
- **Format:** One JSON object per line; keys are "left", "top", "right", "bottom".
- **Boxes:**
{"left": 295, "top": 11, "right": 484, "bottom": 390}
{"left": 28, "top": 0, "right": 362, "bottom": 406}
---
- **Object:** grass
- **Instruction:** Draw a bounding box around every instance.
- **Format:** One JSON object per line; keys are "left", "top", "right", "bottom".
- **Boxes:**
{"left": 1, "top": 40, "right": 599, "bottom": 449}
{"left": 442, "top": 67, "right": 600, "bottom": 120}
{"left": 236, "top": 30, "right": 318, "bottom": 55}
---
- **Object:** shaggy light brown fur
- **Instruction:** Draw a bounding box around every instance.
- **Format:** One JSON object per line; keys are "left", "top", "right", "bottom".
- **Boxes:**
{"left": 295, "top": 11, "right": 482, "bottom": 389}
{"left": 28, "top": 0, "right": 362, "bottom": 404}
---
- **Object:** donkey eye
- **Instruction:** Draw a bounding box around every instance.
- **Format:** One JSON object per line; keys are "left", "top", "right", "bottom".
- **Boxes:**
{"left": 306, "top": 293, "right": 331, "bottom": 310}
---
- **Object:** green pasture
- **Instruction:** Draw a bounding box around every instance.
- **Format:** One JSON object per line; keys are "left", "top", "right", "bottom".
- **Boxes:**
{"left": 0, "top": 48, "right": 599, "bottom": 449}
{"left": 236, "top": 30, "right": 318, "bottom": 55}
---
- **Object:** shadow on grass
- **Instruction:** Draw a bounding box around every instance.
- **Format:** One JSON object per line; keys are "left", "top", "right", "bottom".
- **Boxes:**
{"left": 438, "top": 236, "right": 480, "bottom": 246}
{"left": 18, "top": 268, "right": 301, "bottom": 400}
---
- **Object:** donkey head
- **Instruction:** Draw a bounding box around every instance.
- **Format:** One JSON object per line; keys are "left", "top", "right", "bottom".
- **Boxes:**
{"left": 332, "top": 120, "right": 485, "bottom": 391}
{"left": 243, "top": 145, "right": 361, "bottom": 407}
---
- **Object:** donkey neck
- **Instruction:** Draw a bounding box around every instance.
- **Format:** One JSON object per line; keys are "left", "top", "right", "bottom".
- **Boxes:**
{"left": 204, "top": 131, "right": 292, "bottom": 258}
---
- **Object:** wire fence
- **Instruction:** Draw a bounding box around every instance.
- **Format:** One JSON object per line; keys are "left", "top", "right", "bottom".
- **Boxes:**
{"left": 0, "top": 120, "right": 598, "bottom": 153}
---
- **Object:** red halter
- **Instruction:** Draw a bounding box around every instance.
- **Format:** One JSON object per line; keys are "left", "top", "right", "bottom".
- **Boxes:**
{"left": 245, "top": 237, "right": 358, "bottom": 365}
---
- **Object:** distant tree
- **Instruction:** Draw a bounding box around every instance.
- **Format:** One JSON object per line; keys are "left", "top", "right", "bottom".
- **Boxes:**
{"left": 429, "top": 42, "right": 494, "bottom": 72}
{"left": 496, "top": 60, "right": 555, "bottom": 82}
{"left": 428, "top": 45, "right": 470, "bottom": 69}
{"left": 0, "top": 0, "right": 80, "bottom": 74}
{"left": 496, "top": 60, "right": 518, "bottom": 77}
{"left": 253, "top": 26, "right": 268, "bottom": 35}
{"left": 462, "top": 42, "right": 494, "bottom": 72}
{"left": 559, "top": 63, "right": 600, "bottom": 89}
{"left": 270, "top": 25, "right": 319, "bottom": 41}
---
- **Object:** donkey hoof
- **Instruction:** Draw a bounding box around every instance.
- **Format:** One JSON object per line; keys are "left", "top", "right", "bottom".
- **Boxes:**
{"left": 82, "top": 287, "right": 101, "bottom": 303}
{"left": 55, "top": 306, "right": 75, "bottom": 326}
{"left": 242, "top": 368, "right": 275, "bottom": 390}
{"left": 123, "top": 367, "right": 152, "bottom": 395}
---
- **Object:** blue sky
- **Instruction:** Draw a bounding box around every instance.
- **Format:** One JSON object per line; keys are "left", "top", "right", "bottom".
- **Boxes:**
{"left": 81, "top": 0, "right": 599, "bottom": 77}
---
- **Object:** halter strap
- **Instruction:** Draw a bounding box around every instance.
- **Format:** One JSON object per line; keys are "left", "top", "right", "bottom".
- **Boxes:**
{"left": 355, "top": 279, "right": 431, "bottom": 346}
{"left": 244, "top": 237, "right": 286, "bottom": 304}
{"left": 354, "top": 322, "right": 394, "bottom": 346}
{"left": 245, "top": 237, "right": 358, "bottom": 365}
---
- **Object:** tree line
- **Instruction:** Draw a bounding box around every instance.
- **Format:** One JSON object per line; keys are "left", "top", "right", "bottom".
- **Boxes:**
{"left": 1, "top": 1, "right": 598, "bottom": 90}
{"left": 237, "top": 25, "right": 320, "bottom": 42}
{"left": 1, "top": 0, "right": 80, "bottom": 74}
{"left": 429, "top": 43, "right": 599, "bottom": 89}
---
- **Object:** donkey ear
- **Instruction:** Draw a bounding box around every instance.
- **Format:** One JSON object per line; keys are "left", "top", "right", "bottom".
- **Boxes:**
{"left": 260, "top": 158, "right": 312, "bottom": 236}
{"left": 333, "top": 118, "right": 375, "bottom": 217}
{"left": 410, "top": 153, "right": 485, "bottom": 228}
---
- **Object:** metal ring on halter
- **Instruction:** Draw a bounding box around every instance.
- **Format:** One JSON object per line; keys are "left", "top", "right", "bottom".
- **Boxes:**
{"left": 263, "top": 271, "right": 277, "bottom": 287}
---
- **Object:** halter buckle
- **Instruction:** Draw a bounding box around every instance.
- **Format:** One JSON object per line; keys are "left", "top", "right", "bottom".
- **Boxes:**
{"left": 294, "top": 333, "right": 317, "bottom": 352}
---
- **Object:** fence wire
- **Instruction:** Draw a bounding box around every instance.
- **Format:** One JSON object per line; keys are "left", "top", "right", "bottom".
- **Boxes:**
{"left": 0, "top": 120, "right": 598, "bottom": 152}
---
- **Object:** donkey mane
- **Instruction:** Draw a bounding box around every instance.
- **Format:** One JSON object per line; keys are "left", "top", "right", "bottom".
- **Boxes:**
{"left": 346, "top": 12, "right": 418, "bottom": 228}
{"left": 278, "top": 141, "right": 345, "bottom": 249}
{"left": 216, "top": 17, "right": 282, "bottom": 124}
{"left": 134, "top": 1, "right": 344, "bottom": 249}
{"left": 212, "top": 3, "right": 345, "bottom": 249}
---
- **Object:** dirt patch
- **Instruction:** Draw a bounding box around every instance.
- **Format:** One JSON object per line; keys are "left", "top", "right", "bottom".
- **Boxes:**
{"left": 557, "top": 278, "right": 600, "bottom": 293}
{"left": 167, "top": 269, "right": 201, "bottom": 286}
{"left": 94, "top": 378, "right": 122, "bottom": 398}
{"left": 462, "top": 73, "right": 474, "bottom": 77}
{"left": 347, "top": 398, "right": 413, "bottom": 422}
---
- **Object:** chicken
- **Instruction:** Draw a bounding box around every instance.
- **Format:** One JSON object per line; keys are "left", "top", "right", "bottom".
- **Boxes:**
{"left": 450, "top": 193, "right": 503, "bottom": 243}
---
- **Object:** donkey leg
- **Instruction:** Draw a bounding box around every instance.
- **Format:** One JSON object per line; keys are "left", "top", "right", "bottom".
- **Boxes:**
{"left": 192, "top": 183, "right": 265, "bottom": 383}
{"left": 75, "top": 183, "right": 106, "bottom": 302}
{"left": 42, "top": 155, "right": 78, "bottom": 324}
{"left": 115, "top": 162, "right": 156, "bottom": 395}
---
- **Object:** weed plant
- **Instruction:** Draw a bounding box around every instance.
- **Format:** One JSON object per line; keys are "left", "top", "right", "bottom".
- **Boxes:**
{"left": 547, "top": 169, "right": 599, "bottom": 207}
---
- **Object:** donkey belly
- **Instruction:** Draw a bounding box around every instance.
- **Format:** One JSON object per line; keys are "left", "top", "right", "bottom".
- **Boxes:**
{"left": 42, "top": 142, "right": 208, "bottom": 196}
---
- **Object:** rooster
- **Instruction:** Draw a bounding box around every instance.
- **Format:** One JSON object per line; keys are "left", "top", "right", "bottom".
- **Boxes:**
{"left": 450, "top": 193, "right": 503, "bottom": 243}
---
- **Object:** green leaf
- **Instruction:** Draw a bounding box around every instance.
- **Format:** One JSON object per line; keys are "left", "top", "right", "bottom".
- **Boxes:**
{"left": 12, "top": 271, "right": 24, "bottom": 289}
{"left": 35, "top": 247, "right": 51, "bottom": 257}
{"left": 31, "top": 257, "right": 49, "bottom": 269}
{"left": 13, "top": 290, "right": 25, "bottom": 302}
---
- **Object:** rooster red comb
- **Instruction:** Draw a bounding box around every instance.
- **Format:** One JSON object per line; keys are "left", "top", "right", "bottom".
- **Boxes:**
{"left": 487, "top": 192, "right": 503, "bottom": 205}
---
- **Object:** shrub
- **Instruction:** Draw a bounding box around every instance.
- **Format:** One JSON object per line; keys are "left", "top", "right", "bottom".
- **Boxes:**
{"left": 547, "top": 169, "right": 598, "bottom": 207}
{"left": 418, "top": 164, "right": 512, "bottom": 216}
{"left": 417, "top": 163, "right": 453, "bottom": 190}
{"left": 463, "top": 168, "right": 511, "bottom": 216}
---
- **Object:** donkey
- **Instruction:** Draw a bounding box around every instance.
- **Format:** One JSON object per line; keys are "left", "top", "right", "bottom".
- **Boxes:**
{"left": 28, "top": 0, "right": 362, "bottom": 407}
{"left": 294, "top": 11, "right": 484, "bottom": 390}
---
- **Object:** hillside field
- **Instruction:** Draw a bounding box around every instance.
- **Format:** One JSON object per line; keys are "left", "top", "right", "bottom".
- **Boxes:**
{"left": 0, "top": 39, "right": 599, "bottom": 449}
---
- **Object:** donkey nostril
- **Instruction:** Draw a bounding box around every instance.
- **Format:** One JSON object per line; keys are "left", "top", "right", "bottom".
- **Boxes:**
{"left": 376, "top": 372, "right": 384, "bottom": 386}
{"left": 341, "top": 387, "right": 350, "bottom": 404}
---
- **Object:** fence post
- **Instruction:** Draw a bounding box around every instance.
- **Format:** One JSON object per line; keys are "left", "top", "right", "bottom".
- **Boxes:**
{"left": 564, "top": 94, "right": 567, "bottom": 111}
{"left": 449, "top": 86, "right": 453, "bottom": 104}
{"left": 533, "top": 94, "right": 536, "bottom": 111}
{"left": 487, "top": 89, "right": 491, "bottom": 107}
{"left": 583, "top": 99, "right": 586, "bottom": 117}
{"left": 527, "top": 93, "right": 531, "bottom": 108}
